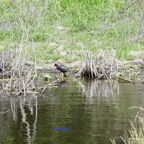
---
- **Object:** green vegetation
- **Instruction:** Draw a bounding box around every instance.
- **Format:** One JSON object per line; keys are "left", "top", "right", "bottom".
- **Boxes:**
{"left": 1, "top": 2, "right": 144, "bottom": 143}
{"left": 111, "top": 107, "right": 144, "bottom": 144}
{"left": 0, "top": 0, "right": 143, "bottom": 63}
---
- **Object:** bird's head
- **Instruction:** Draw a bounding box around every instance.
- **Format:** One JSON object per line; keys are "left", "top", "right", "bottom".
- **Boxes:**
{"left": 54, "top": 63, "right": 58, "bottom": 67}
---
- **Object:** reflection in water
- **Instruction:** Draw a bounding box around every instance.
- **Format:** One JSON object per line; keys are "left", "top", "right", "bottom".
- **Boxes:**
{"left": 0, "top": 79, "right": 143, "bottom": 144}
{"left": 6, "top": 95, "right": 37, "bottom": 144}
{"left": 78, "top": 79, "right": 119, "bottom": 105}
{"left": 57, "top": 80, "right": 68, "bottom": 87}
{"left": 77, "top": 79, "right": 120, "bottom": 143}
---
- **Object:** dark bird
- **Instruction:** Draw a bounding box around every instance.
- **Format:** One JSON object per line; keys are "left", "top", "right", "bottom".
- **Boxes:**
{"left": 54, "top": 63, "right": 68, "bottom": 73}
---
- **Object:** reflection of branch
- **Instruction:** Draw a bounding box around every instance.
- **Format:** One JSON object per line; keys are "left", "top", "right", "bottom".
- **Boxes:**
{"left": 19, "top": 95, "right": 38, "bottom": 144}
{"left": 10, "top": 98, "right": 17, "bottom": 121}
{"left": 19, "top": 99, "right": 31, "bottom": 144}
{"left": 10, "top": 95, "right": 38, "bottom": 143}
{"left": 0, "top": 109, "right": 10, "bottom": 114}
{"left": 32, "top": 96, "right": 37, "bottom": 142}
{"left": 77, "top": 79, "right": 119, "bottom": 105}
{"left": 77, "top": 80, "right": 85, "bottom": 94}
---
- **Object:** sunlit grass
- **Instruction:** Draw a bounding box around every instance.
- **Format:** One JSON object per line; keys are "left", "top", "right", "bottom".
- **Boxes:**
{"left": 0, "top": 0, "right": 143, "bottom": 62}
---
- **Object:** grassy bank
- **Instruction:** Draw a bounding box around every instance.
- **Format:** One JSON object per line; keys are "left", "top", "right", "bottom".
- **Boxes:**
{"left": 0, "top": 0, "right": 144, "bottom": 64}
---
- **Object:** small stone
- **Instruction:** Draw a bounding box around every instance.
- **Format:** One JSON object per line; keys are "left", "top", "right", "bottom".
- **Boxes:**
{"left": 49, "top": 42, "right": 58, "bottom": 47}
{"left": 76, "top": 42, "right": 84, "bottom": 48}
{"left": 56, "top": 26, "right": 68, "bottom": 32}
{"left": 57, "top": 45, "right": 64, "bottom": 52}
{"left": 93, "top": 39, "right": 101, "bottom": 45}
{"left": 59, "top": 51, "right": 67, "bottom": 56}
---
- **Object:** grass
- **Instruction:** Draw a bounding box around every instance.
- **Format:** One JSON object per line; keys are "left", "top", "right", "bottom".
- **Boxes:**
{"left": 0, "top": 0, "right": 144, "bottom": 64}
{"left": 0, "top": 1, "right": 144, "bottom": 142}
{"left": 111, "top": 107, "right": 144, "bottom": 144}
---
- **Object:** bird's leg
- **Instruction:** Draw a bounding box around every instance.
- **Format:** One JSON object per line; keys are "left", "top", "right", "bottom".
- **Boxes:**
{"left": 64, "top": 72, "right": 69, "bottom": 77}
{"left": 60, "top": 73, "right": 64, "bottom": 81}
{"left": 57, "top": 73, "right": 64, "bottom": 81}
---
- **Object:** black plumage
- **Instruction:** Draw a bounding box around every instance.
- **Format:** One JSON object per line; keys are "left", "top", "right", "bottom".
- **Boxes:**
{"left": 54, "top": 63, "right": 68, "bottom": 73}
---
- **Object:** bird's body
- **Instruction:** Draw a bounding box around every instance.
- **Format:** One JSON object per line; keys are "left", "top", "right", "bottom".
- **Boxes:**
{"left": 54, "top": 63, "right": 68, "bottom": 73}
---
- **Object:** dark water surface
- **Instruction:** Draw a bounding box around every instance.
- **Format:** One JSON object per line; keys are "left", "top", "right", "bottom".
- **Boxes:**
{"left": 0, "top": 79, "right": 144, "bottom": 144}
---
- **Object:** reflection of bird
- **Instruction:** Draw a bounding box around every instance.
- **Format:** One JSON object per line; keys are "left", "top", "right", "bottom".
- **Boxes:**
{"left": 54, "top": 63, "right": 68, "bottom": 73}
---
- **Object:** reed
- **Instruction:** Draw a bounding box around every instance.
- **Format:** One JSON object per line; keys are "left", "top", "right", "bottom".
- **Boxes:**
{"left": 121, "top": 108, "right": 144, "bottom": 144}
{"left": 0, "top": 44, "right": 37, "bottom": 97}
{"left": 77, "top": 50, "right": 118, "bottom": 79}
{"left": 111, "top": 107, "right": 144, "bottom": 144}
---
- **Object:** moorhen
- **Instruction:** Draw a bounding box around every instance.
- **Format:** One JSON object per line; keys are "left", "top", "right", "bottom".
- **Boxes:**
{"left": 54, "top": 63, "right": 68, "bottom": 73}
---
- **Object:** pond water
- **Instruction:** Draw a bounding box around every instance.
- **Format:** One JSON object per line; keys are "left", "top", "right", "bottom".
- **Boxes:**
{"left": 0, "top": 78, "right": 144, "bottom": 144}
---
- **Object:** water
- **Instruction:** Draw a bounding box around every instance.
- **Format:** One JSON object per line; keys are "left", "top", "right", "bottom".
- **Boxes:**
{"left": 0, "top": 79, "right": 143, "bottom": 144}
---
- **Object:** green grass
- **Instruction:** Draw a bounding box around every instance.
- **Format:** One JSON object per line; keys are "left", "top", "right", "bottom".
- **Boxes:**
{"left": 0, "top": 0, "right": 144, "bottom": 62}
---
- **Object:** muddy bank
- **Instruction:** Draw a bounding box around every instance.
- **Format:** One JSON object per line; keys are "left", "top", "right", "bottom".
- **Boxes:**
{"left": 0, "top": 48, "right": 143, "bottom": 97}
